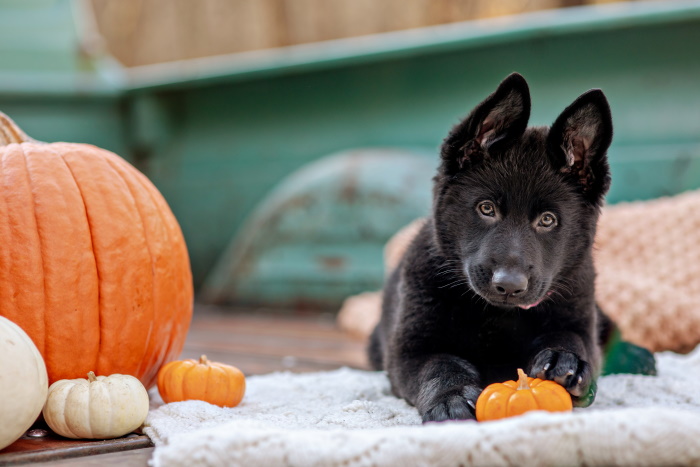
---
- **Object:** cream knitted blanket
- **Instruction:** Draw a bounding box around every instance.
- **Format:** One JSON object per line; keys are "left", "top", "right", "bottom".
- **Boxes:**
{"left": 144, "top": 346, "right": 700, "bottom": 466}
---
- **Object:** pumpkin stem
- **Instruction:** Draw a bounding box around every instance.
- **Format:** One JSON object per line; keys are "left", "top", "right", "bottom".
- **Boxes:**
{"left": 199, "top": 355, "right": 210, "bottom": 365}
{"left": 0, "top": 112, "right": 38, "bottom": 146}
{"left": 87, "top": 371, "right": 97, "bottom": 383}
{"left": 516, "top": 368, "right": 531, "bottom": 390}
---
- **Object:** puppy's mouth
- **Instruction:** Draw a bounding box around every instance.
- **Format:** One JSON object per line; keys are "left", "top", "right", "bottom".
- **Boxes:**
{"left": 517, "top": 293, "right": 550, "bottom": 309}
{"left": 475, "top": 289, "right": 552, "bottom": 310}
{"left": 464, "top": 265, "right": 551, "bottom": 309}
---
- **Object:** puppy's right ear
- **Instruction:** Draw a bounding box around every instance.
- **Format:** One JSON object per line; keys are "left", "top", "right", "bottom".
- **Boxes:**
{"left": 440, "top": 73, "right": 531, "bottom": 175}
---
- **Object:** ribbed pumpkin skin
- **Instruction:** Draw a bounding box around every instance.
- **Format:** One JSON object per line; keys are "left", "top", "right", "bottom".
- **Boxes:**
{"left": 43, "top": 372, "right": 149, "bottom": 439}
{"left": 158, "top": 356, "right": 246, "bottom": 407}
{"left": 476, "top": 371, "right": 573, "bottom": 421}
{"left": 0, "top": 139, "right": 193, "bottom": 389}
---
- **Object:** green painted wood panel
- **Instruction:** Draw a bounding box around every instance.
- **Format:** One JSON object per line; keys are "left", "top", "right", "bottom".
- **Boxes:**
{"left": 142, "top": 13, "right": 700, "bottom": 286}
{"left": 1, "top": 1, "right": 699, "bottom": 300}
{"left": 0, "top": 97, "right": 129, "bottom": 158}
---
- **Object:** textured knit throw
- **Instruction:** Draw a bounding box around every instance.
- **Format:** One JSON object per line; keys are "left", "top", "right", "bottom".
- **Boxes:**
{"left": 144, "top": 347, "right": 700, "bottom": 466}
{"left": 594, "top": 190, "right": 700, "bottom": 352}
{"left": 338, "top": 189, "right": 700, "bottom": 353}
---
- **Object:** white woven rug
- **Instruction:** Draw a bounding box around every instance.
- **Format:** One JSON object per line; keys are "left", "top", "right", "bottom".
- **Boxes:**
{"left": 144, "top": 346, "right": 700, "bottom": 466}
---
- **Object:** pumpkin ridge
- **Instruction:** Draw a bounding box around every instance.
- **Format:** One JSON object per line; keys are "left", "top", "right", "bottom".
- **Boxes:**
{"left": 86, "top": 378, "right": 95, "bottom": 438}
{"left": 513, "top": 385, "right": 537, "bottom": 415}
{"left": 536, "top": 385, "right": 573, "bottom": 410}
{"left": 157, "top": 364, "right": 171, "bottom": 402}
{"left": 128, "top": 158, "right": 193, "bottom": 383}
{"left": 104, "top": 378, "right": 114, "bottom": 436}
{"left": 57, "top": 148, "right": 102, "bottom": 373}
{"left": 169, "top": 360, "right": 190, "bottom": 402}
{"left": 65, "top": 383, "right": 84, "bottom": 438}
{"left": 20, "top": 144, "right": 48, "bottom": 357}
{"left": 185, "top": 360, "right": 203, "bottom": 401}
{"left": 0, "top": 154, "right": 9, "bottom": 315}
{"left": 34, "top": 144, "right": 100, "bottom": 381}
{"left": 132, "top": 169, "right": 179, "bottom": 385}
{"left": 62, "top": 145, "right": 155, "bottom": 381}
{"left": 505, "top": 388, "right": 515, "bottom": 415}
{"left": 203, "top": 364, "right": 212, "bottom": 402}
{"left": 209, "top": 364, "right": 227, "bottom": 405}
{"left": 0, "top": 149, "right": 35, "bottom": 345}
{"left": 102, "top": 156, "right": 155, "bottom": 380}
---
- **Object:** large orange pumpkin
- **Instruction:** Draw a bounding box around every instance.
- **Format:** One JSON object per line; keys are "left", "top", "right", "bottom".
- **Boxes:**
{"left": 0, "top": 111, "right": 193, "bottom": 389}
{"left": 476, "top": 369, "right": 573, "bottom": 421}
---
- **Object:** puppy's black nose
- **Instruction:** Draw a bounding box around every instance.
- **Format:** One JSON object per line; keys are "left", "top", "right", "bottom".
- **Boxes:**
{"left": 492, "top": 269, "right": 528, "bottom": 296}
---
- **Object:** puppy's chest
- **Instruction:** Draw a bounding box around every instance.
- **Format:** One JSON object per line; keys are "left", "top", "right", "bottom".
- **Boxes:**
{"left": 451, "top": 309, "right": 537, "bottom": 369}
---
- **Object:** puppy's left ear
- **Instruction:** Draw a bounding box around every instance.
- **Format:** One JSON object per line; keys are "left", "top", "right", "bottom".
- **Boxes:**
{"left": 548, "top": 89, "right": 613, "bottom": 205}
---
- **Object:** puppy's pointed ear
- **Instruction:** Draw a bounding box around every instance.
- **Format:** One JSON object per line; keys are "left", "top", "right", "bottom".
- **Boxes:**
{"left": 548, "top": 89, "right": 613, "bottom": 205}
{"left": 440, "top": 73, "right": 530, "bottom": 175}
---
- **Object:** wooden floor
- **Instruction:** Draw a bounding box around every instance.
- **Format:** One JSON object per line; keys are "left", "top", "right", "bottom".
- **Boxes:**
{"left": 179, "top": 304, "right": 369, "bottom": 374}
{"left": 0, "top": 304, "right": 370, "bottom": 466}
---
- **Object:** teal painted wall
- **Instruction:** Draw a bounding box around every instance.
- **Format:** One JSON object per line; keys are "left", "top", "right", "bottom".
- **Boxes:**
{"left": 142, "top": 16, "right": 700, "bottom": 286}
{"left": 1, "top": 1, "right": 699, "bottom": 300}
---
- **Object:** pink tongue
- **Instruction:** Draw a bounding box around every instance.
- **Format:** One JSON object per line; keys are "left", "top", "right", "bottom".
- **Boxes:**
{"left": 518, "top": 291, "right": 552, "bottom": 309}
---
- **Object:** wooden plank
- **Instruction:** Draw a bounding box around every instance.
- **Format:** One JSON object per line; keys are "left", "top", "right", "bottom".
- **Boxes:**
{"left": 0, "top": 431, "right": 152, "bottom": 466}
{"left": 48, "top": 447, "right": 154, "bottom": 467}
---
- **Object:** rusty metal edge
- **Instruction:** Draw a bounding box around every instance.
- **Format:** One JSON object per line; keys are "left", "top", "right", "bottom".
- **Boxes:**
{"left": 0, "top": 435, "right": 153, "bottom": 466}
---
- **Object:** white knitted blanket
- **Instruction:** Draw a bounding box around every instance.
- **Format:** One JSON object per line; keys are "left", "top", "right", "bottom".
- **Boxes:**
{"left": 144, "top": 346, "right": 700, "bottom": 466}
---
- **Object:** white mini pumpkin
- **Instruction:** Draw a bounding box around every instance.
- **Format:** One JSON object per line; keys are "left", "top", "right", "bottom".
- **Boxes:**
{"left": 0, "top": 316, "right": 49, "bottom": 450}
{"left": 43, "top": 372, "right": 149, "bottom": 439}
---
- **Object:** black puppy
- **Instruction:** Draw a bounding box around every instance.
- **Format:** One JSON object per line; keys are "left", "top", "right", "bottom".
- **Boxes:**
{"left": 369, "top": 73, "right": 617, "bottom": 422}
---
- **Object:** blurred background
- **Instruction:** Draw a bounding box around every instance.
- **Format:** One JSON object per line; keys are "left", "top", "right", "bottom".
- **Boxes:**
{"left": 1, "top": 0, "right": 699, "bottom": 313}
{"left": 80, "top": 0, "right": 640, "bottom": 66}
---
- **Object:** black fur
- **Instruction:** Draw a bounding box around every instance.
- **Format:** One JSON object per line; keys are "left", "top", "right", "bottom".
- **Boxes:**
{"left": 369, "top": 73, "right": 615, "bottom": 423}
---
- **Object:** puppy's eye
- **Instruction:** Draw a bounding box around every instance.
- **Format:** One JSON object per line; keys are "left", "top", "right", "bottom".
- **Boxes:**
{"left": 538, "top": 212, "right": 558, "bottom": 228}
{"left": 477, "top": 201, "right": 496, "bottom": 217}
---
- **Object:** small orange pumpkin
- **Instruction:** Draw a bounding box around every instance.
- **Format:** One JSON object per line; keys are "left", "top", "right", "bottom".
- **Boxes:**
{"left": 157, "top": 355, "right": 246, "bottom": 407}
{"left": 476, "top": 368, "right": 572, "bottom": 421}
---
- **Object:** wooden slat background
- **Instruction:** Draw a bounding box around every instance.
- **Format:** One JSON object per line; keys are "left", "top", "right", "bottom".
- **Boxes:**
{"left": 89, "top": 0, "right": 650, "bottom": 67}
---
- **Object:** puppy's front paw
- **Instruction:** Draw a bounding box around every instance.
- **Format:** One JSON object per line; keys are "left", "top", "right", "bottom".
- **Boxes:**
{"left": 421, "top": 385, "right": 482, "bottom": 423}
{"left": 529, "top": 349, "right": 594, "bottom": 406}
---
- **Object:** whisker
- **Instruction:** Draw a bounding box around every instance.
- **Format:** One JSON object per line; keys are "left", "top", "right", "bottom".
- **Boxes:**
{"left": 438, "top": 279, "right": 469, "bottom": 289}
